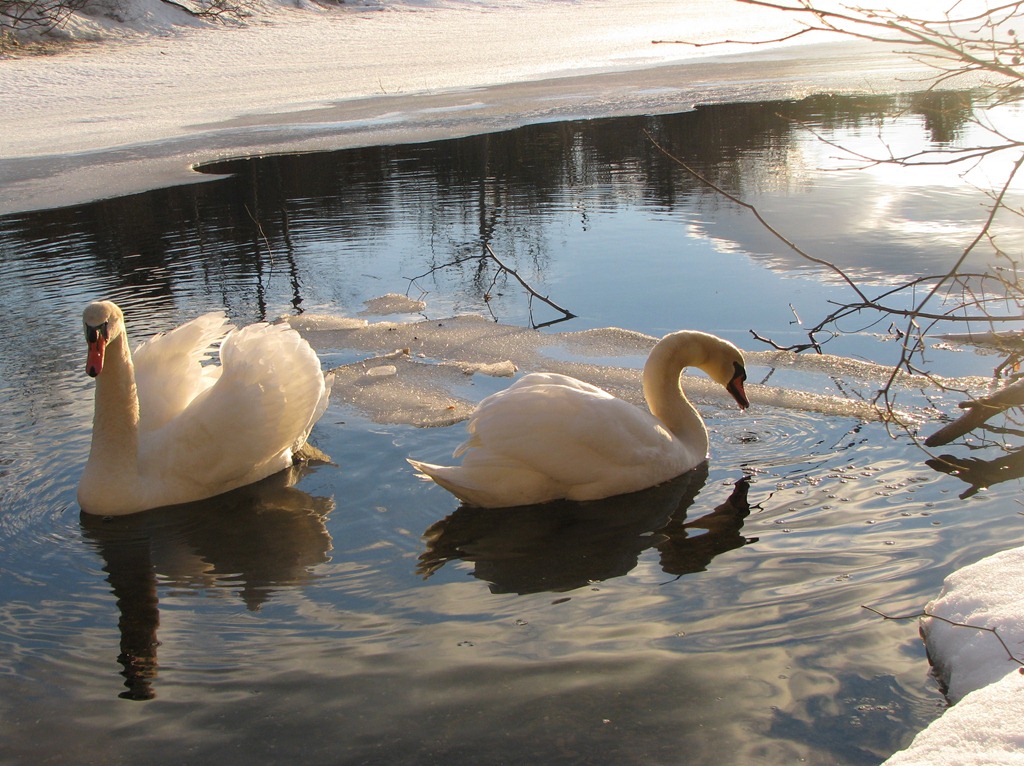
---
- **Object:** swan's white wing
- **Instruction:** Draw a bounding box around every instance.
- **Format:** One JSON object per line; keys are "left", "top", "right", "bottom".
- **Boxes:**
{"left": 421, "top": 373, "right": 699, "bottom": 506}
{"left": 468, "top": 379, "right": 681, "bottom": 475}
{"left": 133, "top": 312, "right": 234, "bottom": 432}
{"left": 139, "top": 322, "right": 327, "bottom": 501}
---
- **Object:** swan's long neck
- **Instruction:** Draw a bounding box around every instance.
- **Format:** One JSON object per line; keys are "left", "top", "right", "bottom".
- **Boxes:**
{"left": 642, "top": 334, "right": 710, "bottom": 454}
{"left": 86, "top": 331, "right": 140, "bottom": 477}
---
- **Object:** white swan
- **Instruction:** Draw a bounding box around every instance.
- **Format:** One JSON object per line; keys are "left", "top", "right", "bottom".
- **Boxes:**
{"left": 78, "top": 301, "right": 332, "bottom": 516}
{"left": 408, "top": 330, "right": 749, "bottom": 508}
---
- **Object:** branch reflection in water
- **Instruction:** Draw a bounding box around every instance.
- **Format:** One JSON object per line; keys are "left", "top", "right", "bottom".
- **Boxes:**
{"left": 78, "top": 464, "right": 334, "bottom": 701}
{"left": 927, "top": 448, "right": 1024, "bottom": 500}
{"left": 418, "top": 465, "right": 755, "bottom": 594}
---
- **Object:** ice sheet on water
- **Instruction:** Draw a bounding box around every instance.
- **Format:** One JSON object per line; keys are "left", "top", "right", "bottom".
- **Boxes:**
{"left": 285, "top": 315, "right": 369, "bottom": 332}
{"left": 286, "top": 304, "right": 976, "bottom": 427}
{"left": 331, "top": 349, "right": 477, "bottom": 427}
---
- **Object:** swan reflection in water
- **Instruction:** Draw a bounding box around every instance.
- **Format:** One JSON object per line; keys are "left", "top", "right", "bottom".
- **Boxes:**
{"left": 418, "top": 465, "right": 756, "bottom": 594}
{"left": 79, "top": 464, "right": 334, "bottom": 701}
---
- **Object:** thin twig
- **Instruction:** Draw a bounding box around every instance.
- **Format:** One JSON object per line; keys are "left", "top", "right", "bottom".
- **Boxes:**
{"left": 244, "top": 204, "right": 275, "bottom": 266}
{"left": 862, "top": 604, "right": 1024, "bottom": 668}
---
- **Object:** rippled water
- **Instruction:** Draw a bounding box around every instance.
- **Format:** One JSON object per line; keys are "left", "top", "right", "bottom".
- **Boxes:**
{"left": 0, "top": 92, "right": 1022, "bottom": 765}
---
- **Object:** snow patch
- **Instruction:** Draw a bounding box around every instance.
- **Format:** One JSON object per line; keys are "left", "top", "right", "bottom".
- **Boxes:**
{"left": 922, "top": 546, "right": 1024, "bottom": 703}
{"left": 883, "top": 665, "right": 1024, "bottom": 766}
{"left": 881, "top": 546, "right": 1024, "bottom": 766}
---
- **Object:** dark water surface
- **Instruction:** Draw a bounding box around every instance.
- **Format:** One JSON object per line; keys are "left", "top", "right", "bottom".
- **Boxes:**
{"left": 0, "top": 92, "right": 1022, "bottom": 765}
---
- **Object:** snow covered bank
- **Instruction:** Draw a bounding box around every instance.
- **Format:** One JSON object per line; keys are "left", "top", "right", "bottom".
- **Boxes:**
{"left": 0, "top": 0, "right": 927, "bottom": 214}
{"left": 884, "top": 670, "right": 1024, "bottom": 766}
{"left": 923, "top": 547, "right": 1024, "bottom": 705}
{"left": 882, "top": 547, "right": 1024, "bottom": 765}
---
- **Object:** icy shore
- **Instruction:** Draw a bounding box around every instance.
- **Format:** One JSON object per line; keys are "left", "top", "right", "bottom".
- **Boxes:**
{"left": 0, "top": 0, "right": 924, "bottom": 214}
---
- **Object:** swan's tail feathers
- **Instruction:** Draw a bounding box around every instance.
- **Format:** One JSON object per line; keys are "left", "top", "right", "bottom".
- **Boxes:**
{"left": 408, "top": 458, "right": 453, "bottom": 484}
{"left": 407, "top": 457, "right": 561, "bottom": 508}
{"left": 407, "top": 459, "right": 481, "bottom": 504}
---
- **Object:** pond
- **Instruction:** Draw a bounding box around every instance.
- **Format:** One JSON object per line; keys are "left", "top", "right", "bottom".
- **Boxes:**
{"left": 0, "top": 91, "right": 1022, "bottom": 765}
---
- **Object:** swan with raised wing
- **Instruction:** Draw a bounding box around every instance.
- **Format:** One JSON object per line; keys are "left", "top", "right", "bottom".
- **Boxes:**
{"left": 408, "top": 330, "right": 748, "bottom": 508}
{"left": 78, "top": 301, "right": 332, "bottom": 516}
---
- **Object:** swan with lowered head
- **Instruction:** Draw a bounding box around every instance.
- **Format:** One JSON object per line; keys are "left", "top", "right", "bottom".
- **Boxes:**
{"left": 408, "top": 330, "right": 748, "bottom": 508}
{"left": 77, "top": 301, "right": 332, "bottom": 516}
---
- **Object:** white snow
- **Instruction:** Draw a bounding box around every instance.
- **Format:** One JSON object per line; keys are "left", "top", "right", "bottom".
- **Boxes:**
{"left": 2, "top": 1, "right": 1022, "bottom": 761}
{"left": 883, "top": 670, "right": 1024, "bottom": 766}
{"left": 922, "top": 547, "right": 1024, "bottom": 705}
{"left": 882, "top": 547, "right": 1024, "bottom": 765}
{"left": 0, "top": 0, "right": 934, "bottom": 214}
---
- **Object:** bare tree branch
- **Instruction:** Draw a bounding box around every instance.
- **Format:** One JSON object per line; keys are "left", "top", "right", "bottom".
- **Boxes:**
{"left": 651, "top": 0, "right": 1024, "bottom": 444}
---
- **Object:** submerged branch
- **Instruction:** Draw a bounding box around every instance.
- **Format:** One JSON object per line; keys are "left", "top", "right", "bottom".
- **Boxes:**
{"left": 482, "top": 244, "right": 577, "bottom": 328}
{"left": 925, "top": 378, "right": 1024, "bottom": 447}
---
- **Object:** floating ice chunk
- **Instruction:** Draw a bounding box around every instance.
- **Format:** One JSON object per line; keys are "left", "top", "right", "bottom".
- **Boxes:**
{"left": 359, "top": 293, "right": 428, "bottom": 316}
{"left": 441, "top": 360, "right": 517, "bottom": 377}
{"left": 554, "top": 326, "right": 661, "bottom": 356}
{"left": 750, "top": 382, "right": 896, "bottom": 422}
{"left": 748, "top": 349, "right": 944, "bottom": 387}
{"left": 938, "top": 331, "right": 1024, "bottom": 352}
{"left": 329, "top": 350, "right": 477, "bottom": 427}
{"left": 365, "top": 365, "right": 398, "bottom": 378}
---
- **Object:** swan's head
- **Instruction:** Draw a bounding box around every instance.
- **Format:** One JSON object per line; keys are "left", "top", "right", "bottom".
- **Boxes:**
{"left": 698, "top": 334, "right": 748, "bottom": 410}
{"left": 658, "top": 330, "right": 750, "bottom": 410}
{"left": 82, "top": 301, "right": 124, "bottom": 378}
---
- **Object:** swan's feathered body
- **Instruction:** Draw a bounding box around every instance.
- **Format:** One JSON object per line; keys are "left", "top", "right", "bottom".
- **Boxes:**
{"left": 78, "top": 301, "right": 332, "bottom": 516}
{"left": 408, "top": 330, "right": 748, "bottom": 508}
